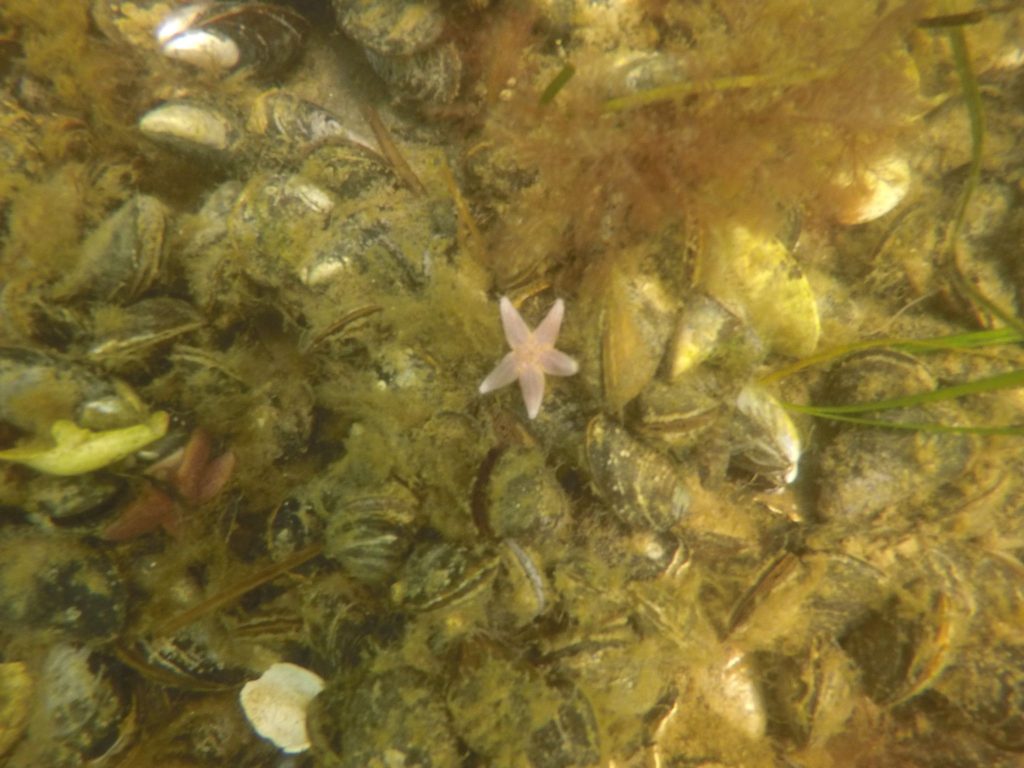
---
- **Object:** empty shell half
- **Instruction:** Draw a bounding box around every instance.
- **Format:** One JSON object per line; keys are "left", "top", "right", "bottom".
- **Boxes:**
{"left": 240, "top": 662, "right": 325, "bottom": 754}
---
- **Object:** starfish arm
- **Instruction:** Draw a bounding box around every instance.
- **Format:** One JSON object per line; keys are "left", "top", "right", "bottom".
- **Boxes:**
{"left": 499, "top": 296, "right": 531, "bottom": 348}
{"left": 479, "top": 351, "right": 520, "bottom": 394}
{"left": 534, "top": 298, "right": 565, "bottom": 345}
{"left": 539, "top": 348, "right": 579, "bottom": 377}
{"left": 518, "top": 365, "right": 546, "bottom": 419}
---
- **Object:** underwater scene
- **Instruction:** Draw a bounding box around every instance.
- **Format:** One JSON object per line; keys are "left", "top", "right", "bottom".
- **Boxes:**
{"left": 1, "top": 0, "right": 1023, "bottom": 766}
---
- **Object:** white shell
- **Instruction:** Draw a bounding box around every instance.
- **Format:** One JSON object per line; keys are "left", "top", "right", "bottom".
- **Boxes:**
{"left": 138, "top": 102, "right": 235, "bottom": 152}
{"left": 161, "top": 29, "right": 241, "bottom": 71}
{"left": 239, "top": 662, "right": 325, "bottom": 754}
{"left": 831, "top": 154, "right": 911, "bottom": 225}
{"left": 155, "top": 4, "right": 210, "bottom": 45}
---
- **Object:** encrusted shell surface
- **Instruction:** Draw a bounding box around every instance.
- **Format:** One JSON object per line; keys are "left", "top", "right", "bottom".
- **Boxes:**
{"left": 485, "top": 445, "right": 569, "bottom": 542}
{"left": 0, "top": 531, "right": 126, "bottom": 643}
{"left": 816, "top": 351, "right": 977, "bottom": 521}
{"left": 333, "top": 0, "right": 445, "bottom": 56}
{"left": 300, "top": 142, "right": 394, "bottom": 200}
{"left": 727, "top": 551, "right": 888, "bottom": 653}
{"left": 225, "top": 171, "right": 336, "bottom": 286}
{"left": 86, "top": 297, "right": 203, "bottom": 361}
{"left": 446, "top": 647, "right": 603, "bottom": 767}
{"left": 0, "top": 348, "right": 159, "bottom": 451}
{"left": 754, "top": 639, "right": 857, "bottom": 748}
{"left": 929, "top": 548, "right": 1024, "bottom": 749}
{"left": 839, "top": 545, "right": 972, "bottom": 708}
{"left": 0, "top": 661, "right": 32, "bottom": 757}
{"left": 20, "top": 473, "right": 124, "bottom": 526}
{"left": 308, "top": 666, "right": 460, "bottom": 767}
{"left": 298, "top": 187, "right": 451, "bottom": 290}
{"left": 365, "top": 41, "right": 463, "bottom": 105}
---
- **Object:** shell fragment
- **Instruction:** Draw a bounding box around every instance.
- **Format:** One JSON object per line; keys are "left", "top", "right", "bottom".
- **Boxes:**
{"left": 240, "top": 662, "right": 325, "bottom": 754}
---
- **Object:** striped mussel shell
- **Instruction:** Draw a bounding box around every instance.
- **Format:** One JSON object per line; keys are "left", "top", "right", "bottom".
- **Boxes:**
{"left": 323, "top": 482, "right": 420, "bottom": 587}
{"left": 390, "top": 540, "right": 501, "bottom": 612}
{"left": 129, "top": 623, "right": 250, "bottom": 690}
{"left": 248, "top": 90, "right": 382, "bottom": 161}
{"left": 585, "top": 415, "right": 691, "bottom": 533}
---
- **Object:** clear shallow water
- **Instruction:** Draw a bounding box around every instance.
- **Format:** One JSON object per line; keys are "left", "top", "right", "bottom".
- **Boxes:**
{"left": 1, "top": 2, "right": 1024, "bottom": 766}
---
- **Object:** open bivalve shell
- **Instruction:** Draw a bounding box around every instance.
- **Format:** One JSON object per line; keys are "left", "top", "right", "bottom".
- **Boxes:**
{"left": 829, "top": 153, "right": 911, "bottom": 226}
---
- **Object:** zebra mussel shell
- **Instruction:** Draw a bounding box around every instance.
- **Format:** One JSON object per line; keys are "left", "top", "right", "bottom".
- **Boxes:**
{"left": 364, "top": 41, "right": 462, "bottom": 105}
{"left": 0, "top": 346, "right": 148, "bottom": 434}
{"left": 332, "top": 0, "right": 444, "bottom": 57}
{"left": 446, "top": 646, "right": 603, "bottom": 768}
{"left": 390, "top": 541, "right": 501, "bottom": 612}
{"left": 816, "top": 350, "right": 977, "bottom": 522}
{"left": 52, "top": 194, "right": 167, "bottom": 306}
{"left": 0, "top": 531, "right": 126, "bottom": 643}
{"left": 323, "top": 483, "right": 419, "bottom": 587}
{"left": 331, "top": 0, "right": 461, "bottom": 105}
{"left": 10, "top": 644, "right": 136, "bottom": 766}
{"left": 484, "top": 445, "right": 570, "bottom": 543}
{"left": 309, "top": 666, "right": 460, "bottom": 767}
{"left": 138, "top": 100, "right": 242, "bottom": 157}
{"left": 156, "top": 2, "right": 307, "bottom": 78}
{"left": 586, "top": 415, "right": 691, "bottom": 533}
{"left": 247, "top": 90, "right": 380, "bottom": 158}
{"left": 730, "top": 384, "right": 802, "bottom": 486}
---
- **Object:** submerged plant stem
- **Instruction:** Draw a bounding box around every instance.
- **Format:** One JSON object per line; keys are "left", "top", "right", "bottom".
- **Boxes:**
{"left": 154, "top": 543, "right": 323, "bottom": 636}
{"left": 603, "top": 67, "right": 835, "bottom": 112}
{"left": 761, "top": 328, "right": 1024, "bottom": 385}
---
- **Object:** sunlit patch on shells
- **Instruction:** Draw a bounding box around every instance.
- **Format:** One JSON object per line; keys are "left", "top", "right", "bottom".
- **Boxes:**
{"left": 698, "top": 224, "right": 820, "bottom": 359}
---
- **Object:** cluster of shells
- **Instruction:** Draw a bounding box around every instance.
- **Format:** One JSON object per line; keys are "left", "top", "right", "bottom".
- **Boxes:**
{"left": 2, "top": 1, "right": 1024, "bottom": 767}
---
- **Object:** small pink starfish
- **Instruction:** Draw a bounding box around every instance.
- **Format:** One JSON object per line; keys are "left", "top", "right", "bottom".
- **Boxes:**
{"left": 479, "top": 296, "right": 579, "bottom": 419}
